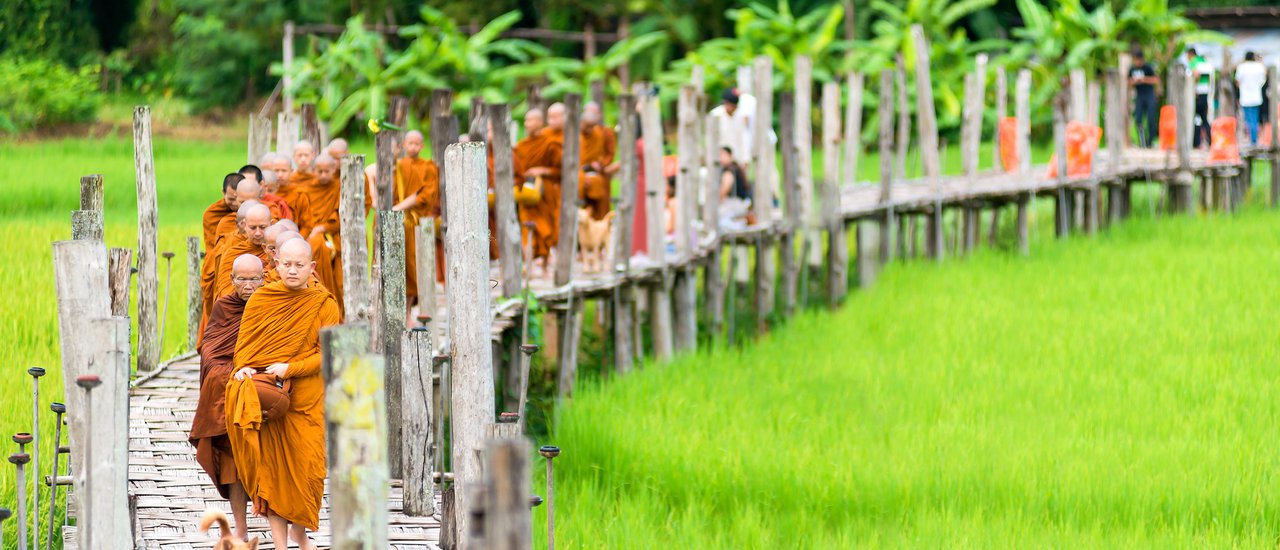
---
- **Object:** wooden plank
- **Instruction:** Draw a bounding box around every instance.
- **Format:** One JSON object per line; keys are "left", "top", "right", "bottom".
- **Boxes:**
{"left": 1053, "top": 91, "right": 1070, "bottom": 238}
{"left": 248, "top": 113, "right": 273, "bottom": 165}
{"left": 822, "top": 81, "right": 848, "bottom": 300}
{"left": 323, "top": 326, "right": 389, "bottom": 549}
{"left": 778, "top": 90, "right": 799, "bottom": 315}
{"left": 994, "top": 67, "right": 1007, "bottom": 172}
{"left": 401, "top": 327, "right": 436, "bottom": 516}
{"left": 487, "top": 103, "right": 523, "bottom": 297}
{"left": 639, "top": 90, "right": 673, "bottom": 360}
{"left": 80, "top": 174, "right": 103, "bottom": 212}
{"left": 702, "top": 115, "right": 724, "bottom": 336}
{"left": 340, "top": 155, "right": 373, "bottom": 324}
{"left": 443, "top": 141, "right": 496, "bottom": 543}
{"left": 185, "top": 238, "right": 199, "bottom": 350}
{"left": 615, "top": 94, "right": 639, "bottom": 264}
{"left": 1069, "top": 68, "right": 1087, "bottom": 122}
{"left": 133, "top": 106, "right": 161, "bottom": 372}
{"left": 676, "top": 86, "right": 699, "bottom": 257}
{"left": 300, "top": 103, "right": 322, "bottom": 154}
{"left": 108, "top": 247, "right": 132, "bottom": 318}
{"left": 877, "top": 70, "right": 896, "bottom": 263}
{"left": 844, "top": 73, "right": 864, "bottom": 184}
{"left": 752, "top": 55, "right": 776, "bottom": 318}
{"left": 1016, "top": 70, "right": 1032, "bottom": 175}
{"left": 894, "top": 57, "right": 910, "bottom": 179}
{"left": 417, "top": 219, "right": 438, "bottom": 332}
{"left": 378, "top": 210, "right": 408, "bottom": 478}
{"left": 910, "top": 26, "right": 941, "bottom": 184}
{"left": 555, "top": 93, "right": 583, "bottom": 286}
{"left": 71, "top": 210, "right": 103, "bottom": 241}
{"left": 795, "top": 56, "right": 821, "bottom": 271}
{"left": 77, "top": 316, "right": 132, "bottom": 549}
{"left": 484, "top": 438, "right": 531, "bottom": 550}
{"left": 276, "top": 111, "right": 299, "bottom": 159}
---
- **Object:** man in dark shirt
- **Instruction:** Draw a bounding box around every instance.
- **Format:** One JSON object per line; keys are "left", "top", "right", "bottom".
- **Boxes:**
{"left": 1129, "top": 50, "right": 1160, "bottom": 148}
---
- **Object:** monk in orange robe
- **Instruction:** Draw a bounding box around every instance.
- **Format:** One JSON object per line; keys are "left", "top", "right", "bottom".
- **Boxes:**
{"left": 203, "top": 173, "right": 261, "bottom": 251}
{"left": 200, "top": 200, "right": 272, "bottom": 341}
{"left": 393, "top": 130, "right": 444, "bottom": 303}
{"left": 515, "top": 107, "right": 563, "bottom": 273}
{"left": 299, "top": 154, "right": 343, "bottom": 240}
{"left": 241, "top": 162, "right": 292, "bottom": 221}
{"left": 278, "top": 143, "right": 320, "bottom": 234}
{"left": 226, "top": 237, "right": 339, "bottom": 549}
{"left": 579, "top": 102, "right": 617, "bottom": 220}
{"left": 190, "top": 253, "right": 263, "bottom": 540}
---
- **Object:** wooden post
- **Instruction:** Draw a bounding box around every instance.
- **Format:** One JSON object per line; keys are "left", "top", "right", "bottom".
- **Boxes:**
{"left": 910, "top": 26, "right": 943, "bottom": 261}
{"left": 752, "top": 55, "right": 776, "bottom": 319}
{"left": 377, "top": 210, "right": 407, "bottom": 477}
{"left": 469, "top": 96, "right": 488, "bottom": 141}
{"left": 894, "top": 57, "right": 910, "bottom": 179}
{"left": 1269, "top": 65, "right": 1280, "bottom": 208}
{"left": 1053, "top": 91, "right": 1070, "bottom": 238}
{"left": 134, "top": 106, "right": 160, "bottom": 371}
{"left": 282, "top": 20, "right": 295, "bottom": 113}
{"left": 1069, "top": 68, "right": 1087, "bottom": 123}
{"left": 822, "top": 82, "right": 849, "bottom": 298}
{"left": 444, "top": 141, "right": 495, "bottom": 543}
{"left": 276, "top": 111, "right": 299, "bottom": 159}
{"left": 487, "top": 103, "right": 523, "bottom": 297}
{"left": 71, "top": 210, "right": 103, "bottom": 241}
{"left": 878, "top": 70, "right": 896, "bottom": 264}
{"left": 1016, "top": 70, "right": 1032, "bottom": 176}
{"left": 795, "top": 57, "right": 821, "bottom": 272}
{"left": 702, "top": 114, "right": 725, "bottom": 337}
{"left": 640, "top": 91, "right": 674, "bottom": 360}
{"left": 340, "top": 155, "right": 373, "bottom": 324}
{"left": 555, "top": 93, "right": 583, "bottom": 286}
{"left": 432, "top": 89, "right": 457, "bottom": 219}
{"left": 994, "top": 67, "right": 1007, "bottom": 171}
{"left": 778, "top": 90, "right": 799, "bottom": 315}
{"left": 401, "top": 327, "right": 436, "bottom": 516}
{"left": 53, "top": 241, "right": 130, "bottom": 546}
{"left": 1016, "top": 192, "right": 1030, "bottom": 254}
{"left": 961, "top": 66, "right": 984, "bottom": 180}
{"left": 108, "top": 247, "right": 132, "bottom": 318}
{"left": 1172, "top": 68, "right": 1194, "bottom": 212}
{"left": 300, "top": 103, "right": 322, "bottom": 155}
{"left": 1104, "top": 68, "right": 1125, "bottom": 224}
{"left": 418, "top": 219, "right": 438, "bottom": 325}
{"left": 483, "top": 438, "right": 532, "bottom": 550}
{"left": 80, "top": 173, "right": 103, "bottom": 212}
{"left": 185, "top": 238, "right": 199, "bottom": 350}
{"left": 322, "top": 325, "right": 388, "bottom": 549}
{"left": 375, "top": 132, "right": 398, "bottom": 211}
{"left": 79, "top": 316, "right": 132, "bottom": 548}
{"left": 248, "top": 113, "right": 273, "bottom": 164}
{"left": 613, "top": 94, "right": 639, "bottom": 374}
{"left": 674, "top": 86, "right": 699, "bottom": 352}
{"left": 844, "top": 73, "right": 865, "bottom": 184}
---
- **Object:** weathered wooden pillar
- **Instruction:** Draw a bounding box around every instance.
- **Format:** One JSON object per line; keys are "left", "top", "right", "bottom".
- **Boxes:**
{"left": 613, "top": 94, "right": 639, "bottom": 373}
{"left": 401, "top": 327, "right": 436, "bottom": 516}
{"left": 300, "top": 103, "right": 322, "bottom": 154}
{"left": 1171, "top": 68, "right": 1195, "bottom": 213}
{"left": 994, "top": 67, "right": 1007, "bottom": 172}
{"left": 878, "top": 71, "right": 896, "bottom": 264}
{"left": 796, "top": 57, "right": 822, "bottom": 274}
{"left": 1016, "top": 192, "right": 1030, "bottom": 255}
{"left": 673, "top": 86, "right": 699, "bottom": 351}
{"left": 185, "top": 238, "right": 200, "bottom": 349}
{"left": 276, "top": 110, "right": 299, "bottom": 158}
{"left": 340, "top": 155, "right": 373, "bottom": 324}
{"left": 640, "top": 90, "right": 674, "bottom": 359}
{"left": 73, "top": 174, "right": 105, "bottom": 240}
{"left": 1053, "top": 92, "right": 1070, "bottom": 238}
{"left": 377, "top": 210, "right": 407, "bottom": 477}
{"left": 483, "top": 438, "right": 532, "bottom": 549}
{"left": 444, "top": 141, "right": 495, "bottom": 543}
{"left": 702, "top": 110, "right": 725, "bottom": 338}
{"left": 1269, "top": 65, "right": 1280, "bottom": 208}
{"left": 432, "top": 89, "right": 458, "bottom": 219}
{"left": 555, "top": 93, "right": 583, "bottom": 284}
{"left": 1104, "top": 68, "right": 1125, "bottom": 224}
{"left": 752, "top": 55, "right": 777, "bottom": 319}
{"left": 844, "top": 72, "right": 865, "bottom": 185}
{"left": 133, "top": 106, "right": 161, "bottom": 371}
{"left": 487, "top": 103, "right": 523, "bottom": 298}
{"left": 911, "top": 26, "right": 943, "bottom": 261}
{"left": 248, "top": 113, "right": 273, "bottom": 164}
{"left": 778, "top": 89, "right": 799, "bottom": 313}
{"left": 822, "top": 81, "right": 849, "bottom": 297}
{"left": 1016, "top": 70, "right": 1032, "bottom": 176}
{"left": 894, "top": 57, "right": 910, "bottom": 182}
{"left": 322, "top": 324, "right": 388, "bottom": 548}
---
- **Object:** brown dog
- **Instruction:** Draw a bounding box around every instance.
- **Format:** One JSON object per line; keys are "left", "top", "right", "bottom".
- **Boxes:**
{"left": 199, "top": 508, "right": 259, "bottom": 550}
{"left": 577, "top": 208, "right": 615, "bottom": 274}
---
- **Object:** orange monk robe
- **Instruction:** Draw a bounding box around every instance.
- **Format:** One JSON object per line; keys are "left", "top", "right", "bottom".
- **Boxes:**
{"left": 279, "top": 172, "right": 320, "bottom": 234}
{"left": 213, "top": 235, "right": 272, "bottom": 302}
{"left": 296, "top": 176, "right": 342, "bottom": 234}
{"left": 225, "top": 280, "right": 339, "bottom": 530}
{"left": 202, "top": 200, "right": 235, "bottom": 251}
{"left": 198, "top": 235, "right": 234, "bottom": 342}
{"left": 514, "top": 128, "right": 563, "bottom": 259}
{"left": 190, "top": 293, "right": 247, "bottom": 497}
{"left": 260, "top": 193, "right": 293, "bottom": 222}
{"left": 396, "top": 157, "right": 443, "bottom": 301}
{"left": 580, "top": 124, "right": 616, "bottom": 219}
{"left": 306, "top": 231, "right": 344, "bottom": 319}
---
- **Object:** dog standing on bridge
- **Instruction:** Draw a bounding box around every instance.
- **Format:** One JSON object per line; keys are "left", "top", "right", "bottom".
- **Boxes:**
{"left": 578, "top": 208, "right": 615, "bottom": 273}
{"left": 200, "top": 508, "right": 259, "bottom": 549}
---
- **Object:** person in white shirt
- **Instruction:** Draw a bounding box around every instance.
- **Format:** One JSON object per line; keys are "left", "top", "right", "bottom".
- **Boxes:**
{"left": 709, "top": 88, "right": 757, "bottom": 168}
{"left": 1234, "top": 51, "right": 1268, "bottom": 145}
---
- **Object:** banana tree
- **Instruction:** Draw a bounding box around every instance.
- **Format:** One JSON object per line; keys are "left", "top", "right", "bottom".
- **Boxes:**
{"left": 535, "top": 31, "right": 669, "bottom": 99}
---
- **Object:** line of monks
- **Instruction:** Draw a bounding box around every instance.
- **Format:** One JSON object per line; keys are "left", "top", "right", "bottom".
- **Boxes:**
{"left": 188, "top": 101, "right": 618, "bottom": 547}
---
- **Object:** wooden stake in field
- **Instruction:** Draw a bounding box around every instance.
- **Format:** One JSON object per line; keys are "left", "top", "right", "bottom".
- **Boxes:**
{"left": 185, "top": 237, "right": 200, "bottom": 350}
{"left": 1016, "top": 70, "right": 1032, "bottom": 176}
{"left": 377, "top": 209, "right": 407, "bottom": 477}
{"left": 134, "top": 106, "right": 161, "bottom": 372}
{"left": 909, "top": 26, "right": 943, "bottom": 261}
{"left": 401, "top": 327, "right": 436, "bottom": 516}
{"left": 483, "top": 438, "right": 532, "bottom": 549}
{"left": 340, "top": 155, "right": 373, "bottom": 325}
{"left": 752, "top": 55, "right": 776, "bottom": 327}
{"left": 822, "top": 81, "right": 850, "bottom": 298}
{"left": 779, "top": 90, "right": 800, "bottom": 313}
{"left": 613, "top": 93, "right": 639, "bottom": 374}
{"left": 673, "top": 85, "right": 699, "bottom": 352}
{"left": 443, "top": 141, "right": 495, "bottom": 543}
{"left": 488, "top": 103, "right": 523, "bottom": 298}
{"left": 248, "top": 113, "right": 273, "bottom": 164}
{"left": 321, "top": 324, "right": 388, "bottom": 547}
{"left": 878, "top": 70, "right": 897, "bottom": 263}
{"left": 639, "top": 87, "right": 674, "bottom": 359}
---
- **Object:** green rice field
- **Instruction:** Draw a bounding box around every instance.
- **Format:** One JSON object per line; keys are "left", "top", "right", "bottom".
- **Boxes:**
{"left": 539, "top": 178, "right": 1280, "bottom": 547}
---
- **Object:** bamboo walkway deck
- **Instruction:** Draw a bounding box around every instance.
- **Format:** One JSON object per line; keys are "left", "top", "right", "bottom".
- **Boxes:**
{"left": 64, "top": 354, "right": 442, "bottom": 550}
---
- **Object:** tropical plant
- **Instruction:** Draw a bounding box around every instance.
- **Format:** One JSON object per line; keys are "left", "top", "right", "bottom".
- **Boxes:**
{"left": 536, "top": 31, "right": 669, "bottom": 99}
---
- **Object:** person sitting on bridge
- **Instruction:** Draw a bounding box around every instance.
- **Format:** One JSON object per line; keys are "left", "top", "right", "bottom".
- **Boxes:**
{"left": 718, "top": 146, "right": 753, "bottom": 230}
{"left": 189, "top": 253, "right": 264, "bottom": 541}
{"left": 226, "top": 237, "right": 340, "bottom": 550}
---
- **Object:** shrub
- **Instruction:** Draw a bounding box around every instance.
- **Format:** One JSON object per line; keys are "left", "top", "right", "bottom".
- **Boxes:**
{"left": 0, "top": 56, "right": 102, "bottom": 133}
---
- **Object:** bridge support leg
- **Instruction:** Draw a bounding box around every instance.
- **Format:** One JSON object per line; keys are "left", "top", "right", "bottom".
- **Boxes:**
{"left": 987, "top": 207, "right": 1000, "bottom": 247}
{"left": 878, "top": 209, "right": 895, "bottom": 265}
{"left": 1084, "top": 187, "right": 1099, "bottom": 235}
{"left": 926, "top": 204, "right": 944, "bottom": 261}
{"left": 1015, "top": 193, "right": 1030, "bottom": 255}
{"left": 1054, "top": 188, "right": 1070, "bottom": 238}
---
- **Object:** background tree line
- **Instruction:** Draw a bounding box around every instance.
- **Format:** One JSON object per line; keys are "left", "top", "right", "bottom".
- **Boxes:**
{"left": 0, "top": 0, "right": 1232, "bottom": 135}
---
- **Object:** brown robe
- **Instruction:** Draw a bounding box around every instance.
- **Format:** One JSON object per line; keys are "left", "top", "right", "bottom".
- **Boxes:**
{"left": 190, "top": 293, "right": 247, "bottom": 497}
{"left": 580, "top": 124, "right": 616, "bottom": 219}
{"left": 397, "top": 156, "right": 444, "bottom": 302}
{"left": 306, "top": 231, "right": 344, "bottom": 319}
{"left": 514, "top": 128, "right": 563, "bottom": 259}
{"left": 202, "top": 199, "right": 235, "bottom": 252}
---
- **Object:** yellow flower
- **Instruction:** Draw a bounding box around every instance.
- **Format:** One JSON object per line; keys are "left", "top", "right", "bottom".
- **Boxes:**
{"left": 368, "top": 119, "right": 381, "bottom": 134}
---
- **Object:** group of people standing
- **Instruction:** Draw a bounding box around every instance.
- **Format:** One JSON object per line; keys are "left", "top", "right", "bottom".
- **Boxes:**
{"left": 1129, "top": 48, "right": 1272, "bottom": 149}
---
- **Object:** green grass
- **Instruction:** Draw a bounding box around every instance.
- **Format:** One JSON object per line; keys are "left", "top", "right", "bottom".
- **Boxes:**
{"left": 540, "top": 178, "right": 1280, "bottom": 547}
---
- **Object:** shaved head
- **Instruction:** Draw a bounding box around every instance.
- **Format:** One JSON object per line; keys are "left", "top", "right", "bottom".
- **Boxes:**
{"left": 524, "top": 108, "right": 545, "bottom": 135}
{"left": 260, "top": 169, "right": 279, "bottom": 193}
{"left": 276, "top": 230, "right": 303, "bottom": 248}
{"left": 315, "top": 153, "right": 338, "bottom": 184}
{"left": 230, "top": 254, "right": 265, "bottom": 299}
{"left": 236, "top": 200, "right": 264, "bottom": 221}
{"left": 222, "top": 173, "right": 247, "bottom": 209}
{"left": 264, "top": 152, "right": 291, "bottom": 183}
{"left": 275, "top": 237, "right": 316, "bottom": 290}
{"left": 235, "top": 177, "right": 262, "bottom": 204}
{"left": 238, "top": 201, "right": 272, "bottom": 245}
{"left": 264, "top": 223, "right": 288, "bottom": 257}
{"left": 547, "top": 103, "right": 565, "bottom": 130}
{"left": 293, "top": 142, "right": 316, "bottom": 172}
{"left": 326, "top": 138, "right": 349, "bottom": 159}
{"left": 405, "top": 130, "right": 425, "bottom": 158}
{"left": 276, "top": 218, "right": 299, "bottom": 233}
{"left": 583, "top": 102, "right": 601, "bottom": 126}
